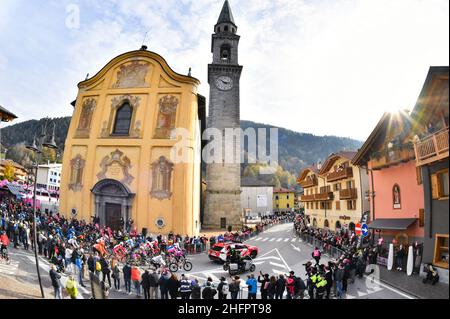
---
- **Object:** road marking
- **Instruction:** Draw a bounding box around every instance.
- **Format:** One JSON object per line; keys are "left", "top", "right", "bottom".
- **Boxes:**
{"left": 363, "top": 274, "right": 415, "bottom": 299}
{"left": 357, "top": 290, "right": 368, "bottom": 297}
{"left": 291, "top": 238, "right": 297, "bottom": 242}
{"left": 272, "top": 269, "right": 286, "bottom": 275}
{"left": 261, "top": 238, "right": 269, "bottom": 242}
{"left": 0, "top": 259, "right": 20, "bottom": 276}
{"left": 255, "top": 256, "right": 281, "bottom": 261}
{"left": 276, "top": 238, "right": 283, "bottom": 242}
{"left": 284, "top": 238, "right": 290, "bottom": 242}
{"left": 269, "top": 238, "right": 276, "bottom": 242}
{"left": 253, "top": 261, "right": 265, "bottom": 265}
{"left": 274, "top": 248, "right": 292, "bottom": 272}
{"left": 269, "top": 262, "right": 287, "bottom": 268}
{"left": 254, "top": 237, "right": 262, "bottom": 241}
{"left": 290, "top": 244, "right": 301, "bottom": 252}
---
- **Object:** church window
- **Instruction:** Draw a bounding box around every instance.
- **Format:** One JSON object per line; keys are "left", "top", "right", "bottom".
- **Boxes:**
{"left": 151, "top": 156, "right": 174, "bottom": 200}
{"left": 113, "top": 102, "right": 132, "bottom": 136}
{"left": 224, "top": 26, "right": 229, "bottom": 32}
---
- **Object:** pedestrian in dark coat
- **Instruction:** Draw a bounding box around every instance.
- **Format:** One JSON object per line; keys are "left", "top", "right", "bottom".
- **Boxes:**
{"left": 191, "top": 279, "right": 201, "bottom": 299}
{"left": 324, "top": 266, "right": 333, "bottom": 299}
{"left": 202, "top": 282, "right": 217, "bottom": 299}
{"left": 158, "top": 274, "right": 170, "bottom": 299}
{"left": 100, "top": 257, "right": 111, "bottom": 287}
{"left": 257, "top": 272, "right": 270, "bottom": 299}
{"left": 141, "top": 270, "right": 151, "bottom": 299}
{"left": 49, "top": 264, "right": 62, "bottom": 299}
{"left": 167, "top": 274, "right": 180, "bottom": 299}
{"left": 122, "top": 264, "right": 132, "bottom": 294}
{"left": 275, "top": 275, "right": 286, "bottom": 299}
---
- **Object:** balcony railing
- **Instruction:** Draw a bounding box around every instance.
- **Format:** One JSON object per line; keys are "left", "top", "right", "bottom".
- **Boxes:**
{"left": 300, "top": 194, "right": 316, "bottom": 202}
{"left": 299, "top": 176, "right": 318, "bottom": 188}
{"left": 314, "top": 192, "right": 334, "bottom": 201}
{"left": 326, "top": 167, "right": 353, "bottom": 182}
{"left": 414, "top": 127, "right": 449, "bottom": 167}
{"left": 371, "top": 148, "right": 416, "bottom": 170}
{"left": 339, "top": 188, "right": 358, "bottom": 200}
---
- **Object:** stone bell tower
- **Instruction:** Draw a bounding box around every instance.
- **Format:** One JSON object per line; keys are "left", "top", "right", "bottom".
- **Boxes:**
{"left": 203, "top": 0, "right": 243, "bottom": 230}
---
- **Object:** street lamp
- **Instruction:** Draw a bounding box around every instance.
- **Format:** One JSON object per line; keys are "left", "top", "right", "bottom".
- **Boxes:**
{"left": 26, "top": 121, "right": 58, "bottom": 299}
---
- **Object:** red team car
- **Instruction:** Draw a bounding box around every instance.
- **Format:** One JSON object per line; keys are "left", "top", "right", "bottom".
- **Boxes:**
{"left": 208, "top": 242, "right": 259, "bottom": 263}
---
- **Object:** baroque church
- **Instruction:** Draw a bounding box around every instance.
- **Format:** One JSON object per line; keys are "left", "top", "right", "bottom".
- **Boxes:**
{"left": 60, "top": 0, "right": 241, "bottom": 235}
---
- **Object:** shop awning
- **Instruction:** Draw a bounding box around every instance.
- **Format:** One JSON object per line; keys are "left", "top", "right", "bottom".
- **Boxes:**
{"left": 368, "top": 218, "right": 417, "bottom": 230}
{"left": 6, "top": 184, "right": 25, "bottom": 198}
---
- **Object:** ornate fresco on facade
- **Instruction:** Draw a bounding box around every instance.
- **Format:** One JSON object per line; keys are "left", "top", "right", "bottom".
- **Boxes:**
{"left": 69, "top": 154, "right": 85, "bottom": 192}
{"left": 112, "top": 61, "right": 150, "bottom": 89}
{"left": 150, "top": 156, "right": 174, "bottom": 200}
{"left": 97, "top": 149, "right": 134, "bottom": 185}
{"left": 154, "top": 95, "right": 178, "bottom": 139}
{"left": 75, "top": 98, "right": 97, "bottom": 138}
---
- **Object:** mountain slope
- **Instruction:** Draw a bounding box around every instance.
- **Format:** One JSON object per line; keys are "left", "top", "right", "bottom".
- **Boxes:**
{"left": 1, "top": 117, "right": 362, "bottom": 177}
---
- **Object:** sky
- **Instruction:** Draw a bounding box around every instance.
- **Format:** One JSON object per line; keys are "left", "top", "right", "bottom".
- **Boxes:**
{"left": 0, "top": 0, "right": 448, "bottom": 141}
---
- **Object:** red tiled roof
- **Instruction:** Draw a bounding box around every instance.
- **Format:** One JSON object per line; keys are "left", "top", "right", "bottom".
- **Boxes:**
{"left": 273, "top": 187, "right": 295, "bottom": 193}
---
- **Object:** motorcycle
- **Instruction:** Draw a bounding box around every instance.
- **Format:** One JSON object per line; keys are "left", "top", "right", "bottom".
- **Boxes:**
{"left": 228, "top": 257, "right": 256, "bottom": 276}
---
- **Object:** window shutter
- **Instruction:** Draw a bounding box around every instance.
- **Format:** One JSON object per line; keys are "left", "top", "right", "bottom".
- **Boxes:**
{"left": 416, "top": 167, "right": 423, "bottom": 185}
{"left": 419, "top": 209, "right": 425, "bottom": 227}
{"left": 431, "top": 174, "right": 440, "bottom": 199}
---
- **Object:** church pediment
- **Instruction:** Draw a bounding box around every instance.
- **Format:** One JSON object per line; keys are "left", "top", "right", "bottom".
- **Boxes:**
{"left": 77, "top": 50, "right": 200, "bottom": 90}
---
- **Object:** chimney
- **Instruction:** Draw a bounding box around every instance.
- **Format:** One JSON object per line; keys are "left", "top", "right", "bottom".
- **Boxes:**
{"left": 317, "top": 161, "right": 322, "bottom": 170}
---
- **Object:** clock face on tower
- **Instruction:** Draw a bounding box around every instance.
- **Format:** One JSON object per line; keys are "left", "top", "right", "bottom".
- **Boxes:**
{"left": 215, "top": 76, "right": 233, "bottom": 91}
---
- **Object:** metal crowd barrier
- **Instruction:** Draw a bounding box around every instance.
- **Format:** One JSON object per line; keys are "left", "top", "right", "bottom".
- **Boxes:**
{"left": 295, "top": 231, "right": 346, "bottom": 260}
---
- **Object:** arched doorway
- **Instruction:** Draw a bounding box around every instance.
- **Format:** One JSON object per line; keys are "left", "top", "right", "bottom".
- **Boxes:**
{"left": 335, "top": 221, "right": 342, "bottom": 230}
{"left": 349, "top": 222, "right": 356, "bottom": 232}
{"left": 91, "top": 179, "right": 135, "bottom": 231}
{"left": 324, "top": 219, "right": 329, "bottom": 229}
{"left": 313, "top": 218, "right": 318, "bottom": 228}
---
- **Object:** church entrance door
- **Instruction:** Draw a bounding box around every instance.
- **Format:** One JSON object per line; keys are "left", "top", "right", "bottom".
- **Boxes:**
{"left": 91, "top": 179, "right": 135, "bottom": 232}
{"left": 105, "top": 203, "right": 122, "bottom": 231}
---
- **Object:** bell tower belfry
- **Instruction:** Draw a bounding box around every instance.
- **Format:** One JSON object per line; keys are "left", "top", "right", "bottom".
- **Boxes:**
{"left": 203, "top": 0, "right": 243, "bottom": 230}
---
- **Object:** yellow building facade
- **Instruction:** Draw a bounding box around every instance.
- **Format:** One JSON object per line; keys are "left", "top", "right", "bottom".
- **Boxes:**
{"left": 273, "top": 188, "right": 295, "bottom": 213}
{"left": 59, "top": 49, "right": 205, "bottom": 236}
{"left": 298, "top": 152, "right": 370, "bottom": 231}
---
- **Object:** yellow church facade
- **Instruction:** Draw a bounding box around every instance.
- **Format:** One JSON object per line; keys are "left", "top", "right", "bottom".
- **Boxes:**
{"left": 59, "top": 48, "right": 205, "bottom": 236}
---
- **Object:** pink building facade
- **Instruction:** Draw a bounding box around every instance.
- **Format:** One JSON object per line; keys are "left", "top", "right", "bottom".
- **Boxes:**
{"left": 368, "top": 160, "right": 425, "bottom": 242}
{"left": 353, "top": 111, "right": 426, "bottom": 245}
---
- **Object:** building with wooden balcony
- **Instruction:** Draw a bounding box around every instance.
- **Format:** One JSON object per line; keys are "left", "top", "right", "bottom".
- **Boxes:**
{"left": 326, "top": 167, "right": 353, "bottom": 182}
{"left": 339, "top": 188, "right": 358, "bottom": 200}
{"left": 410, "top": 66, "right": 449, "bottom": 281}
{"left": 297, "top": 153, "right": 369, "bottom": 231}
{"left": 318, "top": 151, "right": 369, "bottom": 231}
{"left": 353, "top": 110, "right": 425, "bottom": 255}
